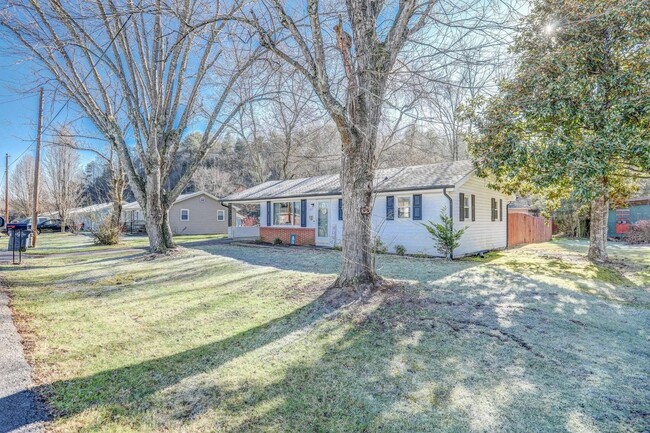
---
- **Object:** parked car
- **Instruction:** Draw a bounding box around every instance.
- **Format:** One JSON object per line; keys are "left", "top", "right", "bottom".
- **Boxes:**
{"left": 1, "top": 217, "right": 48, "bottom": 234}
{"left": 37, "top": 219, "right": 70, "bottom": 233}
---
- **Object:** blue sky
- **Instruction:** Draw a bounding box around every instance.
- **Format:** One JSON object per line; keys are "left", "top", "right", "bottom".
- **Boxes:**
{"left": 0, "top": 39, "right": 97, "bottom": 179}
{"left": 0, "top": 45, "right": 41, "bottom": 173}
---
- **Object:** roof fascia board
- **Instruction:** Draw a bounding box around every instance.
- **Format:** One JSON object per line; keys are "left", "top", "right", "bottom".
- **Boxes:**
{"left": 223, "top": 185, "right": 457, "bottom": 204}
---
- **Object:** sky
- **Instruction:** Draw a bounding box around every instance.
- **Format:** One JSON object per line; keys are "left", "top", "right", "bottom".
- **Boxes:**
{"left": 0, "top": 39, "right": 99, "bottom": 184}
{"left": 0, "top": 43, "right": 41, "bottom": 175}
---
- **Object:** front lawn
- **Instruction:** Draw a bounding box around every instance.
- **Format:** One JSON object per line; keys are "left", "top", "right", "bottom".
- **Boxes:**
{"left": 2, "top": 234, "right": 649, "bottom": 432}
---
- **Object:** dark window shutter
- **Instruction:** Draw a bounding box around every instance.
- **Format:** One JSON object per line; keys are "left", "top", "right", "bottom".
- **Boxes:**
{"left": 386, "top": 196, "right": 394, "bottom": 220}
{"left": 459, "top": 193, "right": 465, "bottom": 222}
{"left": 471, "top": 195, "right": 476, "bottom": 221}
{"left": 338, "top": 198, "right": 343, "bottom": 221}
{"left": 412, "top": 194, "right": 422, "bottom": 220}
{"left": 266, "top": 201, "right": 272, "bottom": 226}
{"left": 499, "top": 199, "right": 503, "bottom": 221}
{"left": 300, "top": 199, "right": 307, "bottom": 227}
{"left": 491, "top": 198, "right": 496, "bottom": 221}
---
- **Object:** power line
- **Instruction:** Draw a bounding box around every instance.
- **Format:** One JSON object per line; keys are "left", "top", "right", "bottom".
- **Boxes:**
{"left": 7, "top": 13, "right": 133, "bottom": 169}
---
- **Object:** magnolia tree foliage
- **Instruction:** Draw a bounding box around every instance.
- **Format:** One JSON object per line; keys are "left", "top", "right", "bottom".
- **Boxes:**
{"left": 468, "top": 0, "right": 650, "bottom": 261}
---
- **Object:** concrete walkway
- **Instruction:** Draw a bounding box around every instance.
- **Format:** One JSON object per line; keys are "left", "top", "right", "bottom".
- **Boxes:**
{"left": 0, "top": 291, "right": 48, "bottom": 433}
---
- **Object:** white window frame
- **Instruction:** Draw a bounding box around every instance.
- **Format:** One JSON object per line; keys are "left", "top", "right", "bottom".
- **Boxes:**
{"left": 180, "top": 208, "right": 190, "bottom": 221}
{"left": 217, "top": 210, "right": 225, "bottom": 221}
{"left": 463, "top": 196, "right": 470, "bottom": 220}
{"left": 397, "top": 196, "right": 411, "bottom": 219}
{"left": 272, "top": 201, "right": 302, "bottom": 227}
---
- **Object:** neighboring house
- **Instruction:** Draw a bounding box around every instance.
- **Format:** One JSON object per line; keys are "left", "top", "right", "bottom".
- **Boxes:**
{"left": 508, "top": 196, "right": 540, "bottom": 216}
{"left": 609, "top": 196, "right": 650, "bottom": 238}
{"left": 40, "top": 203, "right": 112, "bottom": 231}
{"left": 222, "top": 160, "right": 513, "bottom": 257}
{"left": 122, "top": 191, "right": 229, "bottom": 235}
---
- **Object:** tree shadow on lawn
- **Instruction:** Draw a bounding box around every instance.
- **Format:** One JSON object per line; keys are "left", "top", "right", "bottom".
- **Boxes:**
{"left": 194, "top": 244, "right": 484, "bottom": 282}
{"left": 1, "top": 294, "right": 336, "bottom": 432}
{"left": 3, "top": 265, "right": 648, "bottom": 432}
{"left": 179, "top": 268, "right": 648, "bottom": 432}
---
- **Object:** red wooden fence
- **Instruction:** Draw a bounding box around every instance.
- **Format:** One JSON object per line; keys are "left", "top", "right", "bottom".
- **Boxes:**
{"left": 508, "top": 212, "right": 552, "bottom": 247}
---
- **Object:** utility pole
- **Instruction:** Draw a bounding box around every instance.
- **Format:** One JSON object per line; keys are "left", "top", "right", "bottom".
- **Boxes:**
{"left": 31, "top": 88, "right": 43, "bottom": 248}
{"left": 4, "top": 153, "right": 9, "bottom": 225}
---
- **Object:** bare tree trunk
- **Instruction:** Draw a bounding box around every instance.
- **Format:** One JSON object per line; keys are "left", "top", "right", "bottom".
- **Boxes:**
{"left": 143, "top": 171, "right": 175, "bottom": 253}
{"left": 588, "top": 195, "right": 609, "bottom": 262}
{"left": 335, "top": 138, "right": 378, "bottom": 287}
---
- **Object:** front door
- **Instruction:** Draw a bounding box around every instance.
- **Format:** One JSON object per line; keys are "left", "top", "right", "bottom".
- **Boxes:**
{"left": 316, "top": 201, "right": 330, "bottom": 246}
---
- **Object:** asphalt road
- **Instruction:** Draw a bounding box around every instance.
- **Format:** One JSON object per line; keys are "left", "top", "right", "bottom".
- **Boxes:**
{"left": 0, "top": 291, "right": 48, "bottom": 433}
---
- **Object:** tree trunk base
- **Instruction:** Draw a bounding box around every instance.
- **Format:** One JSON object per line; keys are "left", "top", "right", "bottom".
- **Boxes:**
{"left": 325, "top": 274, "right": 393, "bottom": 305}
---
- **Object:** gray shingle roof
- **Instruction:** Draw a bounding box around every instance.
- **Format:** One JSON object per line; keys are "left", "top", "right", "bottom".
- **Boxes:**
{"left": 223, "top": 160, "right": 474, "bottom": 202}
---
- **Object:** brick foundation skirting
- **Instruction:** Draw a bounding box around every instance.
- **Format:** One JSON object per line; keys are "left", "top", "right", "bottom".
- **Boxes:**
{"left": 260, "top": 227, "right": 315, "bottom": 246}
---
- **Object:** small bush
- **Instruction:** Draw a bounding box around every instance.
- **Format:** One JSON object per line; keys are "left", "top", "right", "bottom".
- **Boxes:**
{"left": 332, "top": 245, "right": 342, "bottom": 251}
{"left": 625, "top": 220, "right": 650, "bottom": 244}
{"left": 371, "top": 237, "right": 387, "bottom": 254}
{"left": 272, "top": 237, "right": 283, "bottom": 245}
{"left": 90, "top": 218, "right": 120, "bottom": 245}
{"left": 395, "top": 245, "right": 406, "bottom": 256}
{"left": 421, "top": 207, "right": 467, "bottom": 260}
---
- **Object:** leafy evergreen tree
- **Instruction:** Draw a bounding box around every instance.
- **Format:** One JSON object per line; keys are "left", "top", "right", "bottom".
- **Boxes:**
{"left": 422, "top": 208, "right": 467, "bottom": 260}
{"left": 468, "top": 0, "right": 650, "bottom": 262}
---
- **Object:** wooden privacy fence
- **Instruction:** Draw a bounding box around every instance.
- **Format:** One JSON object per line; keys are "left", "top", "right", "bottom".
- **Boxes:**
{"left": 508, "top": 212, "right": 552, "bottom": 247}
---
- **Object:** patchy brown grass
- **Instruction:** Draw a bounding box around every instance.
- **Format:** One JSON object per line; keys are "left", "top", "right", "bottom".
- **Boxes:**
{"left": 2, "top": 234, "right": 649, "bottom": 432}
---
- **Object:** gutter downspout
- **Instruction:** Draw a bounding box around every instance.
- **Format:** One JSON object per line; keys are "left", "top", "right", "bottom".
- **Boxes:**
{"left": 443, "top": 187, "right": 453, "bottom": 218}
{"left": 506, "top": 202, "right": 509, "bottom": 249}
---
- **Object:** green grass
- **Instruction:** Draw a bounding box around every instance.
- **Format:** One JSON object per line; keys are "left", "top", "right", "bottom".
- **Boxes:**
{"left": 23, "top": 233, "right": 227, "bottom": 255}
{"left": 3, "top": 234, "right": 650, "bottom": 432}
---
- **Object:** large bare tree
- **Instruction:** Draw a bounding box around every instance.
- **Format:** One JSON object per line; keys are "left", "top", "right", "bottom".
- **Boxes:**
{"left": 10, "top": 155, "right": 38, "bottom": 219}
{"left": 42, "top": 133, "right": 83, "bottom": 232}
{"left": 0, "top": 0, "right": 258, "bottom": 252}
{"left": 48, "top": 126, "right": 127, "bottom": 237}
{"left": 233, "top": 0, "right": 519, "bottom": 288}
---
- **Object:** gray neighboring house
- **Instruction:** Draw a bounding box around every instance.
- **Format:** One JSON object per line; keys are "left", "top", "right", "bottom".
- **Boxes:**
{"left": 122, "top": 191, "right": 229, "bottom": 235}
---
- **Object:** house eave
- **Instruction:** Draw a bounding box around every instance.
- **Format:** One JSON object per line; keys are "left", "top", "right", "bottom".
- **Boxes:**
{"left": 222, "top": 184, "right": 457, "bottom": 205}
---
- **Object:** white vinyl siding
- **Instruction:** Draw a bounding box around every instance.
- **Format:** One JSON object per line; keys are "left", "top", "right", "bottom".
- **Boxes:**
{"left": 454, "top": 176, "right": 510, "bottom": 256}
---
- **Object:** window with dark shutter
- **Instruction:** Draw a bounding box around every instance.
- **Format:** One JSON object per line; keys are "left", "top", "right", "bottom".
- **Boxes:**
{"left": 338, "top": 198, "right": 343, "bottom": 220}
{"left": 412, "top": 194, "right": 422, "bottom": 220}
{"left": 266, "top": 201, "right": 271, "bottom": 226}
{"left": 499, "top": 199, "right": 503, "bottom": 221}
{"left": 301, "top": 199, "right": 307, "bottom": 227}
{"left": 386, "top": 196, "right": 394, "bottom": 220}
{"left": 459, "top": 193, "right": 465, "bottom": 221}
{"left": 471, "top": 195, "right": 476, "bottom": 221}
{"left": 491, "top": 198, "right": 496, "bottom": 221}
